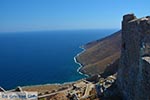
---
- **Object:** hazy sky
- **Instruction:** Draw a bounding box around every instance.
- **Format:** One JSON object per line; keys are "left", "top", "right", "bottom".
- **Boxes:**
{"left": 0, "top": 0, "right": 150, "bottom": 32}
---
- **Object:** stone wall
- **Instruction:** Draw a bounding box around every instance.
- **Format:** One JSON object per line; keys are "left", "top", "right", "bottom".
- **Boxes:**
{"left": 117, "top": 14, "right": 150, "bottom": 100}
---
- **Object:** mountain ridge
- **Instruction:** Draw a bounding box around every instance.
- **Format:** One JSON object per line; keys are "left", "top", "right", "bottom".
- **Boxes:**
{"left": 76, "top": 30, "right": 121, "bottom": 76}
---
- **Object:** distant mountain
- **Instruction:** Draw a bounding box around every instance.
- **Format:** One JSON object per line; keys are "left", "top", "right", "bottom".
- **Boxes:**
{"left": 76, "top": 30, "right": 121, "bottom": 76}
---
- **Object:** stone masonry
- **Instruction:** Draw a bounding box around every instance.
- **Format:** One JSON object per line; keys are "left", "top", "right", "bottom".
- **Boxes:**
{"left": 117, "top": 14, "right": 150, "bottom": 100}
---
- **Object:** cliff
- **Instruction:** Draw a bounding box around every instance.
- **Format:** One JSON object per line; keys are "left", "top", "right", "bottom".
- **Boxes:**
{"left": 77, "top": 13, "right": 150, "bottom": 100}
{"left": 117, "top": 14, "right": 150, "bottom": 100}
{"left": 77, "top": 30, "right": 121, "bottom": 76}
{"left": 3, "top": 14, "right": 150, "bottom": 100}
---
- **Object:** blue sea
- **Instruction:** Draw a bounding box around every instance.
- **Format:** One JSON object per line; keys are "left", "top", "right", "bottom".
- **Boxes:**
{"left": 0, "top": 29, "right": 116, "bottom": 90}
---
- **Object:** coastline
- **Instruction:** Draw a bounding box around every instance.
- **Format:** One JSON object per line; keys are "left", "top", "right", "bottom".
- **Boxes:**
{"left": 22, "top": 46, "right": 88, "bottom": 89}
{"left": 21, "top": 80, "right": 80, "bottom": 93}
{"left": 8, "top": 46, "right": 88, "bottom": 91}
{"left": 22, "top": 47, "right": 88, "bottom": 89}
{"left": 74, "top": 46, "right": 89, "bottom": 77}
{"left": 14, "top": 79, "right": 84, "bottom": 93}
{"left": 14, "top": 79, "right": 83, "bottom": 91}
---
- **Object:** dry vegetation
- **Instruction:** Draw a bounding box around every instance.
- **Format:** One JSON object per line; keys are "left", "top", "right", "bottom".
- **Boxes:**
{"left": 77, "top": 31, "right": 121, "bottom": 76}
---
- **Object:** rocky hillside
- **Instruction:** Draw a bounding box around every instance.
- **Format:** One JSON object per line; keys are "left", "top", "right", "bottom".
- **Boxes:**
{"left": 76, "top": 30, "right": 121, "bottom": 76}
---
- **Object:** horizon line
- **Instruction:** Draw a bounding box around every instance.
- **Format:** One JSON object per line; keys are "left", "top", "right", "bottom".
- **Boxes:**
{"left": 0, "top": 28, "right": 120, "bottom": 34}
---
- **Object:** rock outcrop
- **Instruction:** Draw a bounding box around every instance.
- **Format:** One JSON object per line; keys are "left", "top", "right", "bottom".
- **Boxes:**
{"left": 117, "top": 14, "right": 150, "bottom": 100}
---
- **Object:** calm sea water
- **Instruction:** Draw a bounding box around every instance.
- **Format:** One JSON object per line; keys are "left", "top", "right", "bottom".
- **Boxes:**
{"left": 0, "top": 29, "right": 116, "bottom": 89}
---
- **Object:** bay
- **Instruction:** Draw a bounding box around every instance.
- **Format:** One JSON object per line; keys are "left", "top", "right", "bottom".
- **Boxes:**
{"left": 0, "top": 29, "right": 116, "bottom": 89}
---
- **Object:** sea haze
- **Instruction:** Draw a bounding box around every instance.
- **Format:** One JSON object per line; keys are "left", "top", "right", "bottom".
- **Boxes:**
{"left": 0, "top": 29, "right": 116, "bottom": 89}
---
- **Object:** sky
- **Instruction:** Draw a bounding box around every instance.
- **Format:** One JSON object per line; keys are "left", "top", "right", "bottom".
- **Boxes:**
{"left": 0, "top": 0, "right": 150, "bottom": 32}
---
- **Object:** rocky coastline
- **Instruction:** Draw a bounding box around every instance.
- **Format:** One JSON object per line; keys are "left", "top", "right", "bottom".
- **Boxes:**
{"left": 1, "top": 14, "right": 150, "bottom": 100}
{"left": 74, "top": 47, "right": 89, "bottom": 77}
{"left": 76, "top": 30, "right": 121, "bottom": 76}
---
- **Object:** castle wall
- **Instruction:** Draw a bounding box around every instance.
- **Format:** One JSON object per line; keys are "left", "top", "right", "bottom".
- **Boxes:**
{"left": 117, "top": 14, "right": 150, "bottom": 100}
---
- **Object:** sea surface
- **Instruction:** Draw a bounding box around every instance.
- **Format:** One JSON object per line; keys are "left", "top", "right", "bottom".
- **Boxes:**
{"left": 0, "top": 29, "right": 116, "bottom": 90}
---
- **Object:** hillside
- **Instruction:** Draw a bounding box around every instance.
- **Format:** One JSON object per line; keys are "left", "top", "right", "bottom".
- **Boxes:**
{"left": 76, "top": 30, "right": 121, "bottom": 76}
